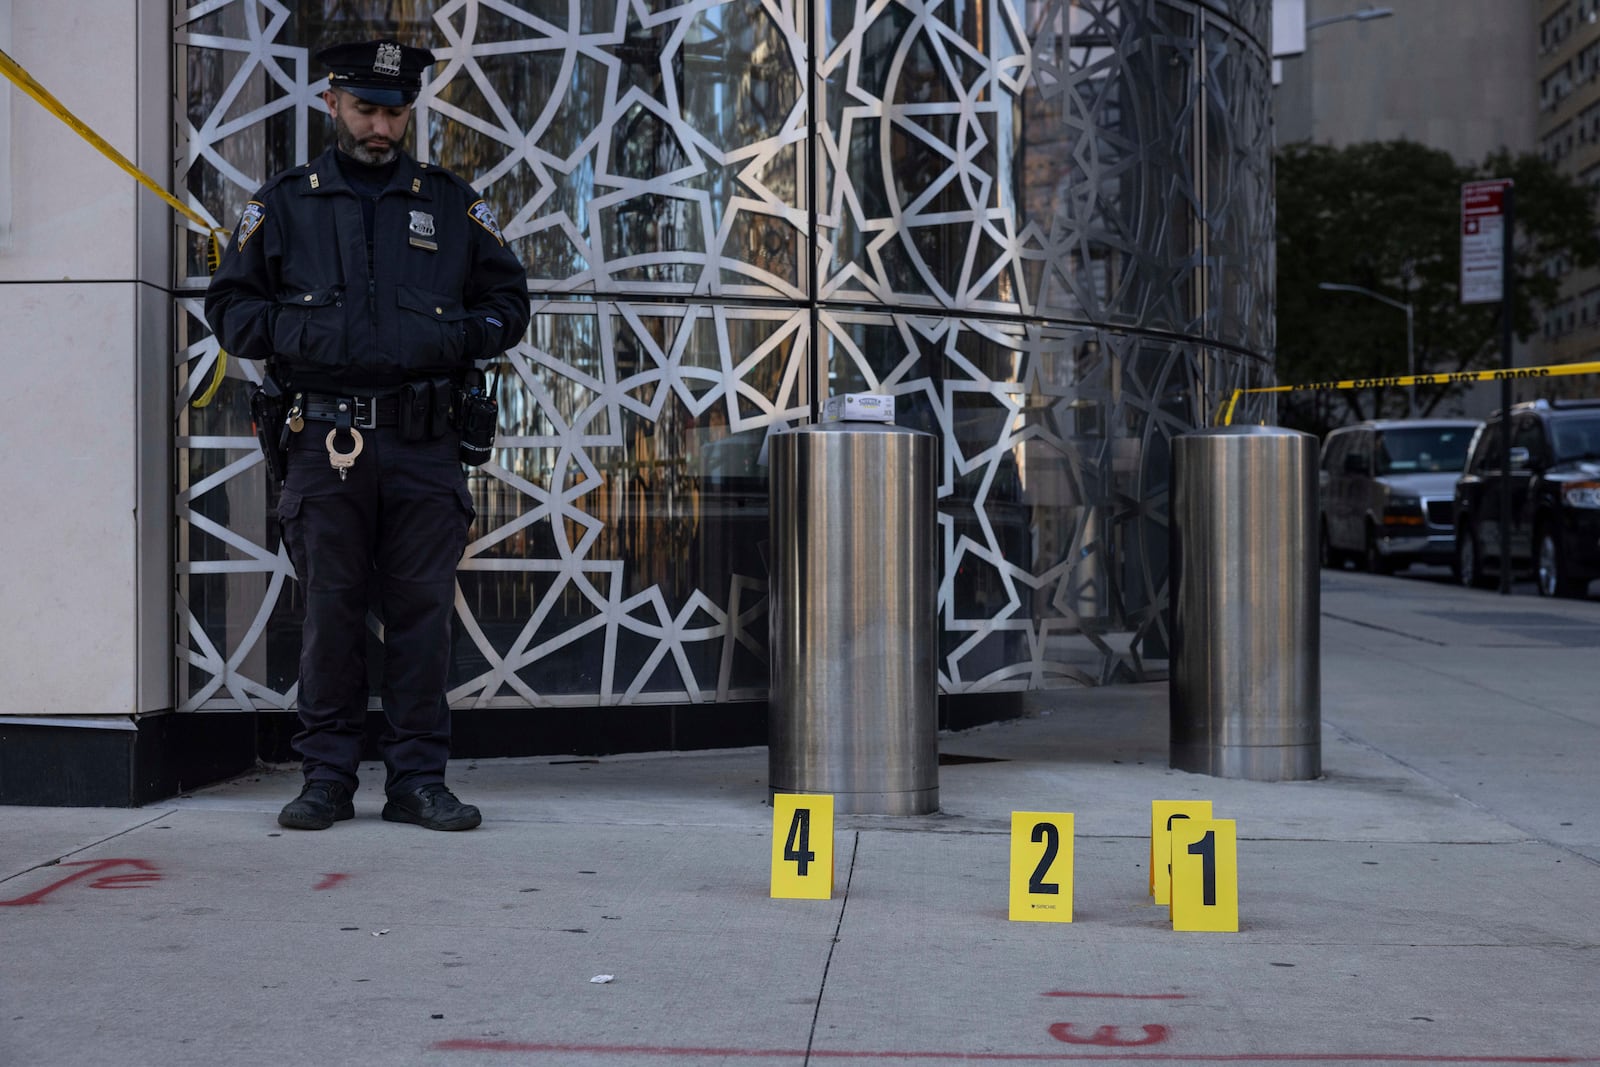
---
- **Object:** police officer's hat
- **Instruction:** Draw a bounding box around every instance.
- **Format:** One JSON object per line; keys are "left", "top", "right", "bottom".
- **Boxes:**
{"left": 316, "top": 39, "right": 436, "bottom": 106}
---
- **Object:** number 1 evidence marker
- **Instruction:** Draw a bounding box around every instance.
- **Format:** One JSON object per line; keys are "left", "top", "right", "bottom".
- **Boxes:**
{"left": 1169, "top": 817, "right": 1239, "bottom": 932}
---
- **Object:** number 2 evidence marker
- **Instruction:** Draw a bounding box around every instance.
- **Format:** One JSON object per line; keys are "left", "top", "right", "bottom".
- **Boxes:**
{"left": 1008, "top": 811, "right": 1074, "bottom": 922}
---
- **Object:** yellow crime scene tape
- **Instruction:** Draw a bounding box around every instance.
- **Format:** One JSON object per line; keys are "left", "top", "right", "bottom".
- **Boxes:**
{"left": 1, "top": 47, "right": 231, "bottom": 407}
{"left": 1218, "top": 360, "right": 1600, "bottom": 425}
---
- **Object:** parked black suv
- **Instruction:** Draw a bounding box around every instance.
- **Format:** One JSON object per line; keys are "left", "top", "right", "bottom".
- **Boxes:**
{"left": 1454, "top": 398, "right": 1600, "bottom": 597}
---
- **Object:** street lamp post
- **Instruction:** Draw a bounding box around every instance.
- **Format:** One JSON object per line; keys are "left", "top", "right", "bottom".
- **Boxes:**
{"left": 1306, "top": 6, "right": 1395, "bottom": 32}
{"left": 1318, "top": 281, "right": 1416, "bottom": 418}
{"left": 1273, "top": 6, "right": 1396, "bottom": 95}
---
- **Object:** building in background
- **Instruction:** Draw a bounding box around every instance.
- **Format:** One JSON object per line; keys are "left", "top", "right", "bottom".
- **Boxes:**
{"left": 1535, "top": 0, "right": 1600, "bottom": 378}
{"left": 1271, "top": 1, "right": 1600, "bottom": 411}
{"left": 0, "top": 0, "right": 1276, "bottom": 805}
{"left": 1275, "top": 0, "right": 1535, "bottom": 163}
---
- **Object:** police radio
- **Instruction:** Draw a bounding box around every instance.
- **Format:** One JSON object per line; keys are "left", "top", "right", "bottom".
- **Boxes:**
{"left": 456, "top": 366, "right": 499, "bottom": 467}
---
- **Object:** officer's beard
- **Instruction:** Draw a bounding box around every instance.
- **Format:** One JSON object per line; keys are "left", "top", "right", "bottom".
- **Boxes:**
{"left": 334, "top": 114, "right": 401, "bottom": 167}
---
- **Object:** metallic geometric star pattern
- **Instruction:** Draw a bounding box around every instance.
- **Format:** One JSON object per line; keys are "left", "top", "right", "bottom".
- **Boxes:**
{"left": 172, "top": 0, "right": 1273, "bottom": 712}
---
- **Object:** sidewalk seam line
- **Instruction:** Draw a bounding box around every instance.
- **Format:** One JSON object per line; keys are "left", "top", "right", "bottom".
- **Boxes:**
{"left": 0, "top": 809, "right": 175, "bottom": 887}
{"left": 1324, "top": 719, "right": 1600, "bottom": 869}
{"left": 1327, "top": 618, "right": 1599, "bottom": 727}
{"left": 1324, "top": 610, "right": 1450, "bottom": 646}
{"left": 804, "top": 830, "right": 859, "bottom": 1067}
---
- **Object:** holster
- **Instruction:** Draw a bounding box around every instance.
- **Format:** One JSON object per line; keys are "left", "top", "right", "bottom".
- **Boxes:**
{"left": 249, "top": 373, "right": 290, "bottom": 485}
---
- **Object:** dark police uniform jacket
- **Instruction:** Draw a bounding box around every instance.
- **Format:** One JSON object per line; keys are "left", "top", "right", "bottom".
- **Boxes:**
{"left": 205, "top": 146, "right": 529, "bottom": 389}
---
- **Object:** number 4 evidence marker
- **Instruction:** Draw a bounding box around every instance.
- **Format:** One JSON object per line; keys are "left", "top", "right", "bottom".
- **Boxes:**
{"left": 770, "top": 794, "right": 834, "bottom": 900}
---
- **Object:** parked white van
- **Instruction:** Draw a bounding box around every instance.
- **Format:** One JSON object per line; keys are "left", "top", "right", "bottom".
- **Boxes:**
{"left": 1319, "top": 419, "right": 1481, "bottom": 573}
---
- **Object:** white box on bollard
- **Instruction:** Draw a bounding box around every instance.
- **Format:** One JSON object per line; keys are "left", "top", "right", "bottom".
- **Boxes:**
{"left": 820, "top": 392, "right": 895, "bottom": 423}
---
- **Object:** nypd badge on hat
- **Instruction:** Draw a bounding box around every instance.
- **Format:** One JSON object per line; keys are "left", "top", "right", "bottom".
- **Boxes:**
{"left": 316, "top": 38, "right": 437, "bottom": 106}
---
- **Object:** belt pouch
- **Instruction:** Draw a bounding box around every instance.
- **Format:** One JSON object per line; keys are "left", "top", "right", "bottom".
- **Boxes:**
{"left": 399, "top": 381, "right": 432, "bottom": 442}
{"left": 427, "top": 377, "right": 454, "bottom": 438}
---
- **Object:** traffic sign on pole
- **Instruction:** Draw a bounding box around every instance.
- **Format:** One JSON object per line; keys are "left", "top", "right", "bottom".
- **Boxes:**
{"left": 1461, "top": 179, "right": 1512, "bottom": 305}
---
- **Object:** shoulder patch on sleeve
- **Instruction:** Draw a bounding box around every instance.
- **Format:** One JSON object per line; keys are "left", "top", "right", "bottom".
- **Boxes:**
{"left": 468, "top": 199, "right": 505, "bottom": 245}
{"left": 236, "top": 201, "right": 266, "bottom": 250}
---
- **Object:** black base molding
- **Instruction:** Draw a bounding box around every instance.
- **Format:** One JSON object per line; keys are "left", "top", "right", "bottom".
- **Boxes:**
{"left": 1, "top": 692, "right": 1026, "bottom": 807}
{"left": 256, "top": 692, "right": 1025, "bottom": 763}
{"left": 253, "top": 699, "right": 779, "bottom": 764}
{"left": 940, "top": 691, "right": 1026, "bottom": 733}
{"left": 0, "top": 714, "right": 258, "bottom": 808}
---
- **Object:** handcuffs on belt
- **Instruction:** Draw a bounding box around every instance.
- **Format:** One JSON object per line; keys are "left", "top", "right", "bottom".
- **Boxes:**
{"left": 326, "top": 427, "right": 363, "bottom": 481}
{"left": 283, "top": 394, "right": 364, "bottom": 481}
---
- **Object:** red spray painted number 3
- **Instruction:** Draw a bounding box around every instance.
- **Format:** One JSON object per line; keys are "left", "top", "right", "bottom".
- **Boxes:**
{"left": 0, "top": 859, "right": 162, "bottom": 906}
{"left": 1049, "top": 1023, "right": 1170, "bottom": 1046}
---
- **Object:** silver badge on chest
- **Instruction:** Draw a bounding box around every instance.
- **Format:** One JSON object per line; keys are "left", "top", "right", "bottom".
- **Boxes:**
{"left": 409, "top": 210, "right": 438, "bottom": 251}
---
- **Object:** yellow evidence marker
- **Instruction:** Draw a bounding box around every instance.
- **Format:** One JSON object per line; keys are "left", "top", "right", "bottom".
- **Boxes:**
{"left": 1008, "top": 812, "right": 1074, "bottom": 922}
{"left": 1169, "top": 818, "right": 1239, "bottom": 932}
{"left": 770, "top": 793, "right": 834, "bottom": 899}
{"left": 1149, "top": 800, "right": 1212, "bottom": 905}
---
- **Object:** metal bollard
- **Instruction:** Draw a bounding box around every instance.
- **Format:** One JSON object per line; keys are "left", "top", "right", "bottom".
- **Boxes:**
{"left": 1169, "top": 425, "right": 1321, "bottom": 781}
{"left": 767, "top": 423, "right": 939, "bottom": 815}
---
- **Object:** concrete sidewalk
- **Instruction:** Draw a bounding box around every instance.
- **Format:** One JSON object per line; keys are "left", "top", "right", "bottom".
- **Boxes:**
{"left": 3, "top": 569, "right": 1598, "bottom": 1065}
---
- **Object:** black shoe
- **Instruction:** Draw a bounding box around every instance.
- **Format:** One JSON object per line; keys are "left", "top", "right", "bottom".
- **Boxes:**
{"left": 382, "top": 783, "right": 482, "bottom": 832}
{"left": 278, "top": 780, "right": 355, "bottom": 830}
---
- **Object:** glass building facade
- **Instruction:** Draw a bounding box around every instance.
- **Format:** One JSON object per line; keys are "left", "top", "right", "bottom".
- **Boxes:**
{"left": 173, "top": 0, "right": 1274, "bottom": 722}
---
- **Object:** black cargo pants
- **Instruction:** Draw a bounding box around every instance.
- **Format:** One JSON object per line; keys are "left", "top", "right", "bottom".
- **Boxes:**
{"left": 277, "top": 421, "right": 474, "bottom": 795}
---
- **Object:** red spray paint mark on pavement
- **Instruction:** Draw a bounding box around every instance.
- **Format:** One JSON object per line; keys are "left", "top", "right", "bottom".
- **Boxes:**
{"left": 313, "top": 873, "right": 350, "bottom": 891}
{"left": 429, "top": 1040, "right": 1593, "bottom": 1063}
{"left": 90, "top": 873, "right": 162, "bottom": 889}
{"left": 1049, "top": 1023, "right": 1170, "bottom": 1047}
{"left": 1043, "top": 991, "right": 1188, "bottom": 1000}
{"left": 0, "top": 859, "right": 161, "bottom": 906}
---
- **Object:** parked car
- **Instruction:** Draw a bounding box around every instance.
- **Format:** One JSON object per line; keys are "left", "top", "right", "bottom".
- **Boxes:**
{"left": 1454, "top": 398, "right": 1600, "bottom": 597}
{"left": 1319, "top": 419, "right": 1481, "bottom": 573}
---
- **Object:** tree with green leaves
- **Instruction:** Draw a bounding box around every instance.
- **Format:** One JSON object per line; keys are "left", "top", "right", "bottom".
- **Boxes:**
{"left": 1275, "top": 140, "right": 1600, "bottom": 436}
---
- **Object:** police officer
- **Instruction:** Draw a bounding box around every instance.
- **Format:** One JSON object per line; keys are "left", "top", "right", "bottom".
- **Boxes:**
{"left": 206, "top": 39, "right": 530, "bottom": 832}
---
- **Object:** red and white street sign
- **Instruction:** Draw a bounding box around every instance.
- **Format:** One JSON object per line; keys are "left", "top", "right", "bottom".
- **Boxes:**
{"left": 1461, "top": 179, "right": 1512, "bottom": 304}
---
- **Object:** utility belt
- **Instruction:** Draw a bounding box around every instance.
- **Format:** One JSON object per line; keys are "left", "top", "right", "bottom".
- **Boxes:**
{"left": 252, "top": 369, "right": 498, "bottom": 484}
{"left": 296, "top": 377, "right": 455, "bottom": 441}
{"left": 300, "top": 393, "right": 402, "bottom": 428}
